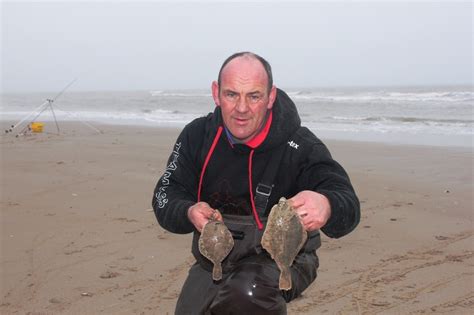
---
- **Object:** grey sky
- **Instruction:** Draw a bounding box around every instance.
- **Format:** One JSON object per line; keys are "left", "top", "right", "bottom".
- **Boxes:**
{"left": 2, "top": 1, "right": 472, "bottom": 92}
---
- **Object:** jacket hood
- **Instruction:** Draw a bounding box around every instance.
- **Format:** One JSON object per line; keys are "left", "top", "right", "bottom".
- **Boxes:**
{"left": 209, "top": 88, "right": 301, "bottom": 151}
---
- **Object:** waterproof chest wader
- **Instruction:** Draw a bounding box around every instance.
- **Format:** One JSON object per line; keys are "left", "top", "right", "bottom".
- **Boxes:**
{"left": 179, "top": 216, "right": 321, "bottom": 315}
{"left": 176, "top": 142, "right": 321, "bottom": 314}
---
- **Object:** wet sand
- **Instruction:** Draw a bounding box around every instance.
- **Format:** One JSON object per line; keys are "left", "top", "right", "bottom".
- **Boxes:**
{"left": 1, "top": 123, "right": 472, "bottom": 314}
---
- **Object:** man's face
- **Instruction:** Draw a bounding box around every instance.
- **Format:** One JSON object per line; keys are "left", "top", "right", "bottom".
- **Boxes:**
{"left": 212, "top": 57, "right": 276, "bottom": 142}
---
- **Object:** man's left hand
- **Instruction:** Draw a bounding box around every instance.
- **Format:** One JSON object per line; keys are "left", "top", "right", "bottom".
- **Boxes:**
{"left": 289, "top": 190, "right": 331, "bottom": 232}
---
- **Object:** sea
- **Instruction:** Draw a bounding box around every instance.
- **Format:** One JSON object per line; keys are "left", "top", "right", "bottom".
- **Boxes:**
{"left": 1, "top": 86, "right": 473, "bottom": 148}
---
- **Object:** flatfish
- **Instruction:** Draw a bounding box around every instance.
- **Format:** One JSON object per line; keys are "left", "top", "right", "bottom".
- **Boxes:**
{"left": 261, "top": 197, "right": 307, "bottom": 290}
{"left": 198, "top": 219, "right": 234, "bottom": 281}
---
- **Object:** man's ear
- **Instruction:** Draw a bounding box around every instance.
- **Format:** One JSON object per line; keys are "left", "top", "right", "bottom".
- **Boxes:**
{"left": 267, "top": 85, "right": 277, "bottom": 109}
{"left": 211, "top": 81, "right": 220, "bottom": 106}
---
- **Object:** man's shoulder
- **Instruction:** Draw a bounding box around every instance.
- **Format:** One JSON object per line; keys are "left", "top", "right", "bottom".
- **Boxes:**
{"left": 181, "top": 113, "right": 215, "bottom": 136}
{"left": 178, "top": 113, "right": 216, "bottom": 155}
{"left": 284, "top": 127, "right": 333, "bottom": 162}
{"left": 291, "top": 126, "right": 326, "bottom": 148}
{"left": 184, "top": 114, "right": 211, "bottom": 131}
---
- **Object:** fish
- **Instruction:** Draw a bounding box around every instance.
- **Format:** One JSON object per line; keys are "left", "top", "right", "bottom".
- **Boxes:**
{"left": 261, "top": 197, "right": 307, "bottom": 290}
{"left": 198, "top": 219, "right": 234, "bottom": 281}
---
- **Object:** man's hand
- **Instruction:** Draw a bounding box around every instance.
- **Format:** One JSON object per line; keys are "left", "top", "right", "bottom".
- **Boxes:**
{"left": 187, "top": 202, "right": 223, "bottom": 232}
{"left": 289, "top": 190, "right": 331, "bottom": 232}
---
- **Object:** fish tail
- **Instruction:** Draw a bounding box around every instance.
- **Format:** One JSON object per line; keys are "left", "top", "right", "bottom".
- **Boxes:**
{"left": 279, "top": 267, "right": 292, "bottom": 290}
{"left": 212, "top": 263, "right": 223, "bottom": 281}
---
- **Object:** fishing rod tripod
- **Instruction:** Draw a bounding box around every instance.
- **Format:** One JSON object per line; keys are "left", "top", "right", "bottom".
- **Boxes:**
{"left": 4, "top": 79, "right": 77, "bottom": 137}
{"left": 6, "top": 98, "right": 61, "bottom": 137}
{"left": 4, "top": 79, "right": 101, "bottom": 137}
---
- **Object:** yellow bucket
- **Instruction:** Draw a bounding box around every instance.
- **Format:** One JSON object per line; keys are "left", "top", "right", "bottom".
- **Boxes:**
{"left": 30, "top": 122, "right": 44, "bottom": 133}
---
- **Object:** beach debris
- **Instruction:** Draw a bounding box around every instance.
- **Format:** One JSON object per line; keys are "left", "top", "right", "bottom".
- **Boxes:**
{"left": 261, "top": 197, "right": 307, "bottom": 290}
{"left": 444, "top": 190, "right": 450, "bottom": 194}
{"left": 99, "top": 270, "right": 120, "bottom": 279}
{"left": 120, "top": 255, "right": 135, "bottom": 261}
{"left": 49, "top": 297, "right": 62, "bottom": 304}
{"left": 72, "top": 193, "right": 78, "bottom": 197}
{"left": 390, "top": 218, "right": 397, "bottom": 221}
{"left": 113, "top": 217, "right": 138, "bottom": 223}
{"left": 81, "top": 292, "right": 93, "bottom": 297}
{"left": 157, "top": 233, "right": 167, "bottom": 240}
{"left": 435, "top": 235, "right": 450, "bottom": 241}
{"left": 198, "top": 218, "right": 234, "bottom": 281}
{"left": 370, "top": 301, "right": 390, "bottom": 307}
{"left": 63, "top": 249, "right": 82, "bottom": 255}
{"left": 124, "top": 229, "right": 141, "bottom": 234}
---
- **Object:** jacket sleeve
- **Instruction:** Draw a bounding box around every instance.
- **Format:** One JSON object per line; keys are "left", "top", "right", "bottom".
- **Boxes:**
{"left": 151, "top": 119, "right": 205, "bottom": 234}
{"left": 296, "top": 128, "right": 360, "bottom": 238}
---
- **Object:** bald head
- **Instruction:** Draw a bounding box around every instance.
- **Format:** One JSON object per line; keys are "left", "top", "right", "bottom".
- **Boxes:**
{"left": 217, "top": 52, "right": 273, "bottom": 93}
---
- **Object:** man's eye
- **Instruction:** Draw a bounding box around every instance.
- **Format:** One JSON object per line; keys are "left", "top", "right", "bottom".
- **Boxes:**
{"left": 226, "top": 92, "right": 236, "bottom": 98}
{"left": 249, "top": 95, "right": 261, "bottom": 102}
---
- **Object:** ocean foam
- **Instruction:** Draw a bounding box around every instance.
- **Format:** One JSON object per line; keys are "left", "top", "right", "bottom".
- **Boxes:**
{"left": 2, "top": 87, "right": 472, "bottom": 146}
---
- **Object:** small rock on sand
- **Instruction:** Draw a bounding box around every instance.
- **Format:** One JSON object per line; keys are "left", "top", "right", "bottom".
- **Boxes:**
{"left": 99, "top": 270, "right": 120, "bottom": 279}
{"left": 49, "top": 298, "right": 61, "bottom": 304}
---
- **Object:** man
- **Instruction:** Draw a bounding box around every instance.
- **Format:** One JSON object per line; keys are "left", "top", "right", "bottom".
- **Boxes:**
{"left": 152, "top": 52, "right": 360, "bottom": 314}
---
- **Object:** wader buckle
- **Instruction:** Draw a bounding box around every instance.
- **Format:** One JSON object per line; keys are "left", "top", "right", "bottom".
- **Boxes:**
{"left": 256, "top": 183, "right": 273, "bottom": 197}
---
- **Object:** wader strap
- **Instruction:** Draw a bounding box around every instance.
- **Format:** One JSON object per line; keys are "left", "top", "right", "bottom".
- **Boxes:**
{"left": 254, "top": 144, "right": 287, "bottom": 216}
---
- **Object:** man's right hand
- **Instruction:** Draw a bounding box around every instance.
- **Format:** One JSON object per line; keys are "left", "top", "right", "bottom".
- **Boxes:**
{"left": 187, "top": 202, "right": 223, "bottom": 232}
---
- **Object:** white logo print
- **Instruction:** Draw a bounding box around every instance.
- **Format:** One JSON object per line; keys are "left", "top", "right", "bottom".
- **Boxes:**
{"left": 155, "top": 142, "right": 181, "bottom": 208}
{"left": 288, "top": 140, "right": 299, "bottom": 149}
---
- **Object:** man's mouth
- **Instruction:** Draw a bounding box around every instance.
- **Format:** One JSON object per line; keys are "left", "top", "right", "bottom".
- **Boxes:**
{"left": 234, "top": 117, "right": 249, "bottom": 125}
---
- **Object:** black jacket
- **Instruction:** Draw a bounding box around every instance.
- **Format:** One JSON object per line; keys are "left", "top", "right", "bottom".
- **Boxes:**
{"left": 152, "top": 89, "right": 360, "bottom": 238}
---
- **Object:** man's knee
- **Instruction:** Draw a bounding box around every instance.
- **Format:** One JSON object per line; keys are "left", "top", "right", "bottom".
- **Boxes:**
{"left": 175, "top": 263, "right": 218, "bottom": 315}
{"left": 282, "top": 251, "right": 319, "bottom": 302}
{"left": 210, "top": 257, "right": 286, "bottom": 315}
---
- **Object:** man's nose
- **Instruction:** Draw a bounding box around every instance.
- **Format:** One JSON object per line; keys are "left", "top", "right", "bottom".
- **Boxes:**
{"left": 235, "top": 96, "right": 249, "bottom": 113}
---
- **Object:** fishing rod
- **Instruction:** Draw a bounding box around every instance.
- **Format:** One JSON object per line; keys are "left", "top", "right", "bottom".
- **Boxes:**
{"left": 50, "top": 77, "right": 77, "bottom": 103}
{"left": 4, "top": 100, "right": 48, "bottom": 134}
{"left": 6, "top": 78, "right": 77, "bottom": 136}
{"left": 16, "top": 98, "right": 61, "bottom": 136}
{"left": 15, "top": 101, "right": 51, "bottom": 136}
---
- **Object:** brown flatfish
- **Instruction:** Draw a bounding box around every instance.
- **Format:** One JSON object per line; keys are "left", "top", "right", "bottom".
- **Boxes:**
{"left": 198, "top": 219, "right": 234, "bottom": 281}
{"left": 261, "top": 197, "right": 307, "bottom": 290}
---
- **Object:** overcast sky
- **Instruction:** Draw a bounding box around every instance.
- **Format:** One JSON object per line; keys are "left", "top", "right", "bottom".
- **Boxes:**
{"left": 1, "top": 1, "right": 472, "bottom": 92}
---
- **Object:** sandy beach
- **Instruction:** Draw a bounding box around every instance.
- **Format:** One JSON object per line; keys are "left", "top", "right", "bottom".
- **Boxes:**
{"left": 0, "top": 123, "right": 472, "bottom": 314}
